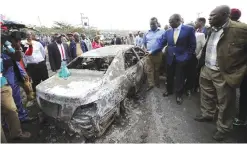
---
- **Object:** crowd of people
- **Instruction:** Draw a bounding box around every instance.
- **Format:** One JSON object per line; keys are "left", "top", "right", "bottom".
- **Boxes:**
{"left": 142, "top": 5, "right": 246, "bottom": 142}
{"left": 1, "top": 4, "right": 247, "bottom": 143}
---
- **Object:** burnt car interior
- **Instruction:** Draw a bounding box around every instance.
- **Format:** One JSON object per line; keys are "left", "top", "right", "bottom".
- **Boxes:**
{"left": 67, "top": 57, "right": 114, "bottom": 72}
{"left": 133, "top": 47, "right": 146, "bottom": 59}
{"left": 124, "top": 49, "right": 139, "bottom": 69}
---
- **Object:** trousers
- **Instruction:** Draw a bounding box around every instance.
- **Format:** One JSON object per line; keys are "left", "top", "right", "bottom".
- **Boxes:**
{"left": 27, "top": 61, "right": 48, "bottom": 92}
{"left": 1, "top": 85, "right": 22, "bottom": 139}
{"left": 166, "top": 57, "right": 188, "bottom": 97}
{"left": 145, "top": 52, "right": 163, "bottom": 87}
{"left": 239, "top": 75, "right": 247, "bottom": 121}
{"left": 200, "top": 66, "right": 236, "bottom": 133}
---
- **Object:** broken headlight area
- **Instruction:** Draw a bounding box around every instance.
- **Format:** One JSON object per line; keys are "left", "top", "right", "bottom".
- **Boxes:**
{"left": 69, "top": 103, "right": 98, "bottom": 138}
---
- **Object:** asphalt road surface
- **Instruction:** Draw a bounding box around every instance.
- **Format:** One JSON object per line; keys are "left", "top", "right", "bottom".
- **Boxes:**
{"left": 4, "top": 76, "right": 247, "bottom": 143}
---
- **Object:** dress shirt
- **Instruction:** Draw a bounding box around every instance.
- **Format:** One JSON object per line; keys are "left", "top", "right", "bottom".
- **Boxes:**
{"left": 76, "top": 43, "right": 83, "bottom": 56}
{"left": 173, "top": 24, "right": 182, "bottom": 44}
{"left": 83, "top": 39, "right": 92, "bottom": 51}
{"left": 205, "top": 21, "right": 229, "bottom": 71}
{"left": 136, "top": 37, "right": 144, "bottom": 48}
{"left": 23, "top": 40, "right": 45, "bottom": 64}
{"left": 195, "top": 32, "right": 206, "bottom": 59}
{"left": 56, "top": 42, "right": 66, "bottom": 60}
{"left": 143, "top": 28, "right": 165, "bottom": 53}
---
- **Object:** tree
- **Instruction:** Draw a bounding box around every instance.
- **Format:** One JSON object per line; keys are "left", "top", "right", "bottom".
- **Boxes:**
{"left": 34, "top": 21, "right": 99, "bottom": 39}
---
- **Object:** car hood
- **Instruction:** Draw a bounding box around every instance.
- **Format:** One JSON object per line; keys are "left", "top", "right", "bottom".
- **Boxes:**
{"left": 36, "top": 69, "right": 105, "bottom": 105}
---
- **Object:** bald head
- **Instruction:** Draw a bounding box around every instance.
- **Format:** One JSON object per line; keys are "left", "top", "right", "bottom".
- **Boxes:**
{"left": 209, "top": 5, "right": 230, "bottom": 27}
{"left": 26, "top": 31, "right": 35, "bottom": 41}
{"left": 81, "top": 33, "right": 86, "bottom": 40}
{"left": 73, "top": 32, "right": 80, "bottom": 42}
{"left": 169, "top": 14, "right": 182, "bottom": 28}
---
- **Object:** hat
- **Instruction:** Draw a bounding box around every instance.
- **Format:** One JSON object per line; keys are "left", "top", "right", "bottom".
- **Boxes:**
{"left": 54, "top": 33, "right": 62, "bottom": 38}
{"left": 231, "top": 8, "right": 241, "bottom": 19}
{"left": 67, "top": 33, "right": 73, "bottom": 36}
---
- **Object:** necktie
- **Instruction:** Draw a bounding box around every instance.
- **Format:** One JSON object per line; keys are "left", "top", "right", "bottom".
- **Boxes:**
{"left": 173, "top": 29, "right": 179, "bottom": 44}
{"left": 60, "top": 44, "right": 65, "bottom": 60}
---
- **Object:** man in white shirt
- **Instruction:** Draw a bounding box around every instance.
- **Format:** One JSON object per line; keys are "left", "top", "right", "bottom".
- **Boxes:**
{"left": 81, "top": 33, "right": 92, "bottom": 51}
{"left": 23, "top": 31, "right": 48, "bottom": 92}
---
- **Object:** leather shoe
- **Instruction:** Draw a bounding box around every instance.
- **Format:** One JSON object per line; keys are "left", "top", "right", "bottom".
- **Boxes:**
{"left": 13, "top": 131, "right": 31, "bottom": 140}
{"left": 212, "top": 131, "right": 225, "bottom": 141}
{"left": 186, "top": 90, "right": 192, "bottom": 98}
{"left": 146, "top": 86, "right": 154, "bottom": 92}
{"left": 155, "top": 84, "right": 160, "bottom": 88}
{"left": 194, "top": 114, "right": 213, "bottom": 122}
{"left": 176, "top": 97, "right": 183, "bottom": 105}
{"left": 163, "top": 92, "right": 172, "bottom": 97}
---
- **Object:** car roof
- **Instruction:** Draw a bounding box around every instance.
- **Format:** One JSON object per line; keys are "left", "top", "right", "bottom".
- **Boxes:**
{"left": 81, "top": 45, "right": 133, "bottom": 58}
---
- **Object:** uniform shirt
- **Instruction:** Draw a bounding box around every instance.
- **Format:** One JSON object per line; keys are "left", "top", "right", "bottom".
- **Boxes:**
{"left": 143, "top": 28, "right": 165, "bottom": 52}
{"left": 23, "top": 40, "right": 46, "bottom": 64}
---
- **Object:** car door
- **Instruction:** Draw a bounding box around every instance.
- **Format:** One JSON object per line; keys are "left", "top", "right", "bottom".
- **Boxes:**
{"left": 124, "top": 48, "right": 144, "bottom": 91}
{"left": 124, "top": 48, "right": 140, "bottom": 87}
{"left": 132, "top": 47, "right": 146, "bottom": 83}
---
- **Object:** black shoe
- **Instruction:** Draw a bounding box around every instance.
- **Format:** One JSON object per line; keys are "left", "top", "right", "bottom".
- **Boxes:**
{"left": 146, "top": 86, "right": 154, "bottom": 91}
{"left": 21, "top": 116, "right": 37, "bottom": 123}
{"left": 186, "top": 90, "right": 192, "bottom": 98}
{"left": 155, "top": 84, "right": 160, "bottom": 88}
{"left": 233, "top": 118, "right": 247, "bottom": 126}
{"left": 12, "top": 131, "right": 31, "bottom": 140}
{"left": 163, "top": 92, "right": 172, "bottom": 97}
{"left": 194, "top": 114, "right": 213, "bottom": 122}
{"left": 176, "top": 97, "right": 183, "bottom": 105}
{"left": 212, "top": 131, "right": 225, "bottom": 142}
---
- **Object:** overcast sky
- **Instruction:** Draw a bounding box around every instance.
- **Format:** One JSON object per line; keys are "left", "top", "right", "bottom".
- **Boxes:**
{"left": 1, "top": 0, "right": 246, "bottom": 30}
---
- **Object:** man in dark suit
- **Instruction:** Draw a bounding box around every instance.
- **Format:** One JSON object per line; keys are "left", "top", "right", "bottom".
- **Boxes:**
{"left": 48, "top": 34, "right": 71, "bottom": 72}
{"left": 111, "top": 34, "right": 122, "bottom": 45}
{"left": 155, "top": 14, "right": 196, "bottom": 105}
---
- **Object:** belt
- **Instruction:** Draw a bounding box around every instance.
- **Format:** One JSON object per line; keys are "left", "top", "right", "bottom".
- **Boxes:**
{"left": 27, "top": 60, "right": 45, "bottom": 65}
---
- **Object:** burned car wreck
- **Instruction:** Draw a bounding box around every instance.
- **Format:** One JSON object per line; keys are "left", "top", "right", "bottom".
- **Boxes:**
{"left": 36, "top": 45, "right": 147, "bottom": 139}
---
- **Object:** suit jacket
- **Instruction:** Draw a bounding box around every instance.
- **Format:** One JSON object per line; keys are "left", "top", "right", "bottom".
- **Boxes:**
{"left": 155, "top": 25, "right": 196, "bottom": 65}
{"left": 199, "top": 20, "right": 247, "bottom": 88}
{"left": 111, "top": 37, "right": 122, "bottom": 45}
{"left": 48, "top": 42, "right": 71, "bottom": 72}
{"left": 70, "top": 41, "right": 88, "bottom": 59}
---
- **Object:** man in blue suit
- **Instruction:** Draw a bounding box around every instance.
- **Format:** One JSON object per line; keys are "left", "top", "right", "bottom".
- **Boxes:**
{"left": 155, "top": 14, "right": 196, "bottom": 105}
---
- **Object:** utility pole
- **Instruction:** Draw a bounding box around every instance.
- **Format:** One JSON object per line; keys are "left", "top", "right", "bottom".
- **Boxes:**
{"left": 38, "top": 16, "right": 42, "bottom": 27}
{"left": 196, "top": 12, "right": 202, "bottom": 18}
{"left": 80, "top": 13, "right": 90, "bottom": 28}
{"left": 80, "top": 13, "right": 84, "bottom": 29}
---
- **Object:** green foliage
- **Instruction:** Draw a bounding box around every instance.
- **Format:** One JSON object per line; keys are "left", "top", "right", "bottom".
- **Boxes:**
{"left": 34, "top": 21, "right": 99, "bottom": 39}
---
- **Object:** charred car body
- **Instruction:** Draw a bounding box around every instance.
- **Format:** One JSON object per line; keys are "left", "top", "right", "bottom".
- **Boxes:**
{"left": 36, "top": 45, "right": 147, "bottom": 138}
